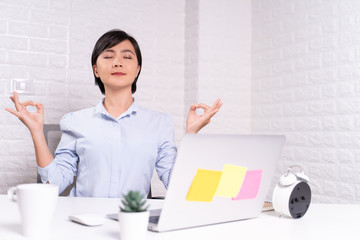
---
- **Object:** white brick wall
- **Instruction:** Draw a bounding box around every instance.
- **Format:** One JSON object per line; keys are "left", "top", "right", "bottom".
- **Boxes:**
{"left": 253, "top": 0, "right": 360, "bottom": 203}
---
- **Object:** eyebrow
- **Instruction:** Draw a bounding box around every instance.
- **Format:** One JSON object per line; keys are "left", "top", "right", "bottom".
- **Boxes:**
{"left": 103, "top": 49, "right": 135, "bottom": 55}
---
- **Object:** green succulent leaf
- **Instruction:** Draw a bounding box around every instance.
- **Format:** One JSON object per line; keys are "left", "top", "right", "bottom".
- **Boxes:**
{"left": 119, "top": 190, "right": 149, "bottom": 212}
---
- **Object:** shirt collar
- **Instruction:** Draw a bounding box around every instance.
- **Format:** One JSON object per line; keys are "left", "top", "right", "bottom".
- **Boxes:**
{"left": 95, "top": 98, "right": 139, "bottom": 120}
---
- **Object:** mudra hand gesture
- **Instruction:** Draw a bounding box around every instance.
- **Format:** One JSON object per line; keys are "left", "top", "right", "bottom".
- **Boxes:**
{"left": 186, "top": 99, "right": 222, "bottom": 134}
{"left": 5, "top": 91, "right": 44, "bottom": 134}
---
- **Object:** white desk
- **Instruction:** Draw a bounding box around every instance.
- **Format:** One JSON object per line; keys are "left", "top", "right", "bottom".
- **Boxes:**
{"left": 1, "top": 195, "right": 359, "bottom": 240}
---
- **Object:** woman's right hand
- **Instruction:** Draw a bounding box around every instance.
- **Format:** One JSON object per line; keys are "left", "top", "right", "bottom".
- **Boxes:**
{"left": 5, "top": 91, "right": 44, "bottom": 134}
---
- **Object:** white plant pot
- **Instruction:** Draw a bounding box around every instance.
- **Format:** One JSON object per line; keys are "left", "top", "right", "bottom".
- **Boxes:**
{"left": 118, "top": 211, "right": 149, "bottom": 240}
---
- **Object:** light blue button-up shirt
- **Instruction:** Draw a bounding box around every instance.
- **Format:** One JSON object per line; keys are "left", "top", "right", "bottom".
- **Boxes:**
{"left": 38, "top": 99, "right": 177, "bottom": 197}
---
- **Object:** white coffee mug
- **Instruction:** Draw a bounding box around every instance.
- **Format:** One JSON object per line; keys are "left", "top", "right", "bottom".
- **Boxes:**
{"left": 7, "top": 183, "right": 59, "bottom": 238}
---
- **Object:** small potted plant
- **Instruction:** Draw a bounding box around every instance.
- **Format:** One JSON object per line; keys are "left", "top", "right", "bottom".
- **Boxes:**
{"left": 118, "top": 191, "right": 149, "bottom": 240}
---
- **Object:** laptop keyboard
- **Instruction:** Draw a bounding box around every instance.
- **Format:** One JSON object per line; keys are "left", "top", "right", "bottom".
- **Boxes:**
{"left": 149, "top": 216, "right": 160, "bottom": 224}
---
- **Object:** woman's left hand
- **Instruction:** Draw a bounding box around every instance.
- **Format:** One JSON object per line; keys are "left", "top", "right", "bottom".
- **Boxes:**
{"left": 186, "top": 99, "right": 222, "bottom": 134}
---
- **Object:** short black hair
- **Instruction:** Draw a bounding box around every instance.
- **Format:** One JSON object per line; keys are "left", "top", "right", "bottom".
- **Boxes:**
{"left": 91, "top": 29, "right": 142, "bottom": 94}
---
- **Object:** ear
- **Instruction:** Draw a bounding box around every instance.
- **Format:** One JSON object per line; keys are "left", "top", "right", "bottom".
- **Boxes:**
{"left": 136, "top": 65, "right": 141, "bottom": 77}
{"left": 93, "top": 65, "right": 99, "bottom": 77}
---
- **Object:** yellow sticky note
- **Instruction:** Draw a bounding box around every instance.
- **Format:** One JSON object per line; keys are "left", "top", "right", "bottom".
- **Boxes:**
{"left": 215, "top": 164, "right": 247, "bottom": 198}
{"left": 186, "top": 169, "right": 222, "bottom": 202}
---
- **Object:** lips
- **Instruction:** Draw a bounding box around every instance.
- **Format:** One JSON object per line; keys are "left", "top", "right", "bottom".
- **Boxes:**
{"left": 111, "top": 72, "right": 125, "bottom": 76}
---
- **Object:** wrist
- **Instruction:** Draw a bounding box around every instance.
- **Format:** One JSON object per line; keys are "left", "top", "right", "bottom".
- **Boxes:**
{"left": 185, "top": 126, "right": 198, "bottom": 134}
{"left": 30, "top": 128, "right": 45, "bottom": 140}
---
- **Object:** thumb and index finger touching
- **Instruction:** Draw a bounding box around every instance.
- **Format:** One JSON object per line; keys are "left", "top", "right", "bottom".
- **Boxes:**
{"left": 192, "top": 98, "right": 223, "bottom": 117}
{"left": 5, "top": 91, "right": 43, "bottom": 117}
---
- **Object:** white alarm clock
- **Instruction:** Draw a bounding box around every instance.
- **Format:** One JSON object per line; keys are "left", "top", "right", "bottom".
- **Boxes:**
{"left": 272, "top": 165, "right": 311, "bottom": 218}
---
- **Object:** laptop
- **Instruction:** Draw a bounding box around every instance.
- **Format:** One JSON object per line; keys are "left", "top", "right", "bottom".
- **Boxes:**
{"left": 110, "top": 134, "right": 285, "bottom": 232}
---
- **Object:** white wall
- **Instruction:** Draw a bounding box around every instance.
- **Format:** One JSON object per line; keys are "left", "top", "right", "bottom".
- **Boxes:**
{"left": 252, "top": 0, "right": 360, "bottom": 203}
{"left": 198, "top": 0, "right": 252, "bottom": 134}
{"left": 185, "top": 0, "right": 252, "bottom": 134}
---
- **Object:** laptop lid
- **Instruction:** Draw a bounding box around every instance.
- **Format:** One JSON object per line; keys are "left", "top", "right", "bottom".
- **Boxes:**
{"left": 151, "top": 134, "right": 285, "bottom": 232}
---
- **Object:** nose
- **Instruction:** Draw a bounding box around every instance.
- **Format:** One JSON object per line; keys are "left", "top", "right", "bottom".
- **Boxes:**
{"left": 113, "top": 57, "right": 123, "bottom": 68}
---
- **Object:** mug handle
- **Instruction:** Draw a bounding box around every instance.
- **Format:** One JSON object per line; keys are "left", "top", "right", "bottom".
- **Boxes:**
{"left": 7, "top": 187, "right": 17, "bottom": 202}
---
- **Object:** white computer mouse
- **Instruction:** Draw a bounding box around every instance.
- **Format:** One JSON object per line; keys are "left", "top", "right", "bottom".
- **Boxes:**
{"left": 69, "top": 213, "right": 106, "bottom": 226}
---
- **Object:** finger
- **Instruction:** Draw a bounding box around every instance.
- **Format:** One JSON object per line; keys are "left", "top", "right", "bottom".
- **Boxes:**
{"left": 216, "top": 99, "right": 223, "bottom": 108}
{"left": 215, "top": 101, "right": 223, "bottom": 111}
{"left": 202, "top": 106, "right": 218, "bottom": 116}
{"left": 12, "top": 91, "right": 22, "bottom": 111}
{"left": 5, "top": 107, "right": 20, "bottom": 118}
{"left": 211, "top": 98, "right": 222, "bottom": 110}
{"left": 36, "top": 103, "right": 44, "bottom": 115}
{"left": 204, "top": 108, "right": 219, "bottom": 119}
{"left": 22, "top": 100, "right": 36, "bottom": 106}
{"left": 188, "top": 104, "right": 197, "bottom": 115}
{"left": 9, "top": 95, "right": 21, "bottom": 110}
{"left": 195, "top": 103, "right": 210, "bottom": 111}
{"left": 189, "top": 104, "right": 196, "bottom": 111}
{"left": 203, "top": 100, "right": 222, "bottom": 118}
{"left": 212, "top": 98, "right": 221, "bottom": 106}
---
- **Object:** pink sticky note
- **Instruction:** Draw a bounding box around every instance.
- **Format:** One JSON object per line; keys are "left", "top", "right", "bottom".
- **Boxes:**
{"left": 233, "top": 170, "right": 262, "bottom": 200}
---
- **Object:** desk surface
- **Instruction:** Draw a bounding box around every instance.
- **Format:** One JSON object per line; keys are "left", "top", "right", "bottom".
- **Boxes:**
{"left": 1, "top": 195, "right": 359, "bottom": 240}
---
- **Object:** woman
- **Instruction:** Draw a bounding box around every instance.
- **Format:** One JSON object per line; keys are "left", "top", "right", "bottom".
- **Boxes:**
{"left": 6, "top": 29, "right": 222, "bottom": 197}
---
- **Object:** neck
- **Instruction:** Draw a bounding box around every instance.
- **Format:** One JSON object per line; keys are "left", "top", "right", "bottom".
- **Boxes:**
{"left": 103, "top": 89, "right": 133, "bottom": 119}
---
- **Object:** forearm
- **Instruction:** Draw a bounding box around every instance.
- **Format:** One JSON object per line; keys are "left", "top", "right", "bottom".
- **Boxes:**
{"left": 31, "top": 130, "right": 54, "bottom": 168}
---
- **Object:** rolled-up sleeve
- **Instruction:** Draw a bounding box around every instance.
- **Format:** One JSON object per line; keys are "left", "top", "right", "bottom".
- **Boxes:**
{"left": 37, "top": 113, "right": 79, "bottom": 194}
{"left": 156, "top": 115, "right": 177, "bottom": 189}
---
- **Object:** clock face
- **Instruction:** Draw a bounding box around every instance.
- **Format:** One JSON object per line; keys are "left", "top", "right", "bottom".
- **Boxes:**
{"left": 288, "top": 182, "right": 311, "bottom": 218}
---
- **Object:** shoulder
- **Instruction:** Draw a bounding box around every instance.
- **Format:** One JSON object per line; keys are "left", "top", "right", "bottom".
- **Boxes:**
{"left": 136, "top": 106, "right": 175, "bottom": 140}
{"left": 137, "top": 105, "right": 174, "bottom": 123}
{"left": 60, "top": 106, "right": 96, "bottom": 130}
